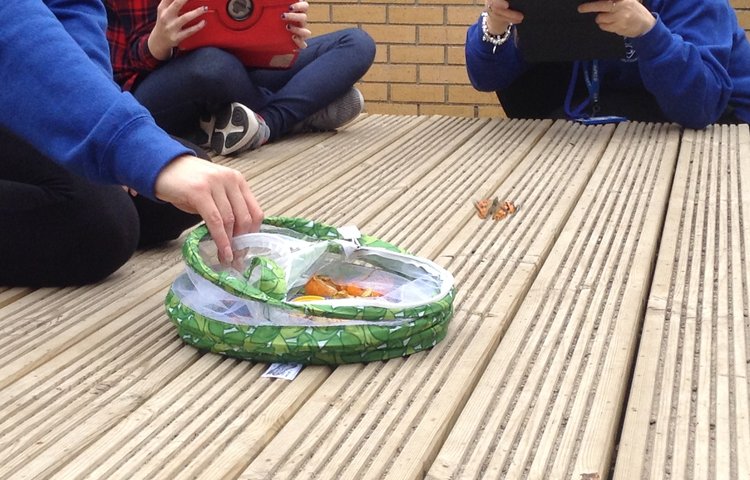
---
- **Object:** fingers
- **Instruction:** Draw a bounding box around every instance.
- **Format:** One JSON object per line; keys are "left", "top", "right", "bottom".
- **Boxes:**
{"left": 179, "top": 5, "right": 208, "bottom": 25}
{"left": 164, "top": 0, "right": 190, "bottom": 17}
{"left": 484, "top": 0, "right": 523, "bottom": 24}
{"left": 224, "top": 176, "right": 263, "bottom": 237}
{"left": 171, "top": 2, "right": 207, "bottom": 40}
{"left": 282, "top": 11, "right": 308, "bottom": 29}
{"left": 243, "top": 188, "right": 264, "bottom": 235}
{"left": 204, "top": 169, "right": 263, "bottom": 264}
{"left": 201, "top": 194, "right": 235, "bottom": 265}
{"left": 176, "top": 16, "right": 207, "bottom": 42}
{"left": 154, "top": 155, "right": 264, "bottom": 265}
{"left": 288, "top": 1, "right": 309, "bottom": 13}
{"left": 291, "top": 31, "right": 311, "bottom": 48}
{"left": 152, "top": 0, "right": 207, "bottom": 51}
{"left": 282, "top": 10, "right": 311, "bottom": 47}
{"left": 578, "top": 0, "right": 654, "bottom": 37}
{"left": 578, "top": 0, "right": 620, "bottom": 14}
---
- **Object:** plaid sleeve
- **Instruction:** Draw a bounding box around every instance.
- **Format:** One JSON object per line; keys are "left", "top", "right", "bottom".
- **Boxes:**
{"left": 104, "top": 0, "right": 164, "bottom": 90}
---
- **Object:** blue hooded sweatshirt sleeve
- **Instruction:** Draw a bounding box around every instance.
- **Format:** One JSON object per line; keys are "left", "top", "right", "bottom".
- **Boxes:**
{"left": 630, "top": 0, "right": 742, "bottom": 128}
{"left": 465, "top": 0, "right": 750, "bottom": 128}
{"left": 0, "top": 0, "right": 193, "bottom": 200}
{"left": 465, "top": 19, "right": 527, "bottom": 93}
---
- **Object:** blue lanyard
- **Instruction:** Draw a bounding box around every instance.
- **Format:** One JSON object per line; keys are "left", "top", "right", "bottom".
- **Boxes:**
{"left": 564, "top": 60, "right": 598, "bottom": 118}
{"left": 564, "top": 60, "right": 627, "bottom": 125}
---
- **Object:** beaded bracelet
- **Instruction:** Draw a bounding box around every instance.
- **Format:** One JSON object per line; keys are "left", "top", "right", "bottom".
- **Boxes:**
{"left": 481, "top": 12, "right": 513, "bottom": 54}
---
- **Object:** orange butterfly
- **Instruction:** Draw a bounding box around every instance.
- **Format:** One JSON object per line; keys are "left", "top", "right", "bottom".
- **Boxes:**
{"left": 474, "top": 197, "right": 517, "bottom": 221}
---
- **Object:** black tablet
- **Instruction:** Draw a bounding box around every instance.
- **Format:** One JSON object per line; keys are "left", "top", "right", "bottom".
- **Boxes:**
{"left": 508, "top": 0, "right": 625, "bottom": 62}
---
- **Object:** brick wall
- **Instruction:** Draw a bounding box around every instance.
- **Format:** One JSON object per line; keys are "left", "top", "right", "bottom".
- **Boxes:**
{"left": 308, "top": 1, "right": 750, "bottom": 118}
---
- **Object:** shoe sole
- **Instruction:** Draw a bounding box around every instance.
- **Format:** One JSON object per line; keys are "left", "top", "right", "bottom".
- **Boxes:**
{"left": 211, "top": 104, "right": 260, "bottom": 155}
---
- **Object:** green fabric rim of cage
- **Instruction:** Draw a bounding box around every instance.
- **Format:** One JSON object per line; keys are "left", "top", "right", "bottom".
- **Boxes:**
{"left": 165, "top": 216, "right": 455, "bottom": 364}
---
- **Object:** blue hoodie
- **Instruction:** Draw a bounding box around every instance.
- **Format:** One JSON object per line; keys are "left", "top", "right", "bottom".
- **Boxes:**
{"left": 465, "top": 0, "right": 750, "bottom": 129}
{"left": 0, "top": 0, "right": 192, "bottom": 200}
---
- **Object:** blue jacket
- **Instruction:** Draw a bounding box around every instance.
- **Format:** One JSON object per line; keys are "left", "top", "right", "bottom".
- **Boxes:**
{"left": 465, "top": 0, "right": 750, "bottom": 128}
{"left": 0, "top": 0, "right": 191, "bottom": 200}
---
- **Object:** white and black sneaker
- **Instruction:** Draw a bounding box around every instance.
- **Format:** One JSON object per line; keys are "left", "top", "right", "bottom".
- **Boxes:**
{"left": 209, "top": 102, "right": 269, "bottom": 155}
{"left": 197, "top": 113, "right": 215, "bottom": 148}
{"left": 293, "top": 87, "right": 365, "bottom": 133}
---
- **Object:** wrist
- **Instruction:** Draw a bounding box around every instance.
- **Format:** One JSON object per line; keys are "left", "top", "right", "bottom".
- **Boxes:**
{"left": 485, "top": 15, "right": 511, "bottom": 36}
{"left": 147, "top": 35, "right": 174, "bottom": 61}
{"left": 481, "top": 12, "right": 513, "bottom": 53}
{"left": 637, "top": 14, "right": 657, "bottom": 37}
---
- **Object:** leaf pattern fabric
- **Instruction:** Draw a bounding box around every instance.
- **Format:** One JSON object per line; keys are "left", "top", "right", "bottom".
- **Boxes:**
{"left": 165, "top": 216, "right": 455, "bottom": 365}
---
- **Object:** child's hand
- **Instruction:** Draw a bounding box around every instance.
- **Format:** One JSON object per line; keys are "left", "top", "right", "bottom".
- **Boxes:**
{"left": 148, "top": 0, "right": 208, "bottom": 60}
{"left": 283, "top": 1, "right": 311, "bottom": 49}
{"left": 484, "top": 0, "right": 524, "bottom": 34}
{"left": 578, "top": 0, "right": 656, "bottom": 38}
{"left": 154, "top": 154, "right": 263, "bottom": 265}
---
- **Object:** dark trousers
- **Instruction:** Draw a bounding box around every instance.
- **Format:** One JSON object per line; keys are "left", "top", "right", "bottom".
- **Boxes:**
{"left": 497, "top": 62, "right": 741, "bottom": 124}
{"left": 131, "top": 28, "right": 376, "bottom": 143}
{"left": 0, "top": 128, "right": 203, "bottom": 287}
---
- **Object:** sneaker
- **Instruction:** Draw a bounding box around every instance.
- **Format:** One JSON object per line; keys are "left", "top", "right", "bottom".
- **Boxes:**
{"left": 210, "top": 102, "right": 270, "bottom": 155}
{"left": 293, "top": 87, "right": 364, "bottom": 133}
{"left": 197, "top": 113, "right": 215, "bottom": 148}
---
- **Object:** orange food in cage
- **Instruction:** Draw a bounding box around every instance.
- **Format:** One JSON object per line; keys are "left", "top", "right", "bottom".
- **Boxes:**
{"left": 304, "top": 275, "right": 383, "bottom": 299}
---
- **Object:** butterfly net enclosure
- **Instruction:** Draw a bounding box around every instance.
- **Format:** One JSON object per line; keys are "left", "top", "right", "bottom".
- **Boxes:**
{"left": 165, "top": 217, "right": 455, "bottom": 364}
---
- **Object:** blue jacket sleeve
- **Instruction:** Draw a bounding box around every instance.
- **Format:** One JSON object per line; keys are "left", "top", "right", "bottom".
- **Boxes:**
{"left": 0, "top": 0, "right": 192, "bottom": 200}
{"left": 45, "top": 0, "right": 113, "bottom": 77}
{"left": 632, "top": 0, "right": 735, "bottom": 129}
{"left": 465, "top": 17, "right": 527, "bottom": 92}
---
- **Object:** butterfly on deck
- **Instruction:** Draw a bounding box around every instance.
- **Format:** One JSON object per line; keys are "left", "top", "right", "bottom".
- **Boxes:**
{"left": 474, "top": 197, "right": 517, "bottom": 221}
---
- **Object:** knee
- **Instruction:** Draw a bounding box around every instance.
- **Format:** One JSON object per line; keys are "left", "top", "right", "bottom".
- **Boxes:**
{"left": 343, "top": 28, "right": 377, "bottom": 67}
{"left": 27, "top": 188, "right": 141, "bottom": 286}
{"left": 69, "top": 190, "right": 140, "bottom": 284}
{"left": 182, "top": 47, "right": 247, "bottom": 86}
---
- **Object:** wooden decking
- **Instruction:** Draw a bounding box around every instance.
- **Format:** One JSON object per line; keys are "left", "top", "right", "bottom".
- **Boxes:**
{"left": 0, "top": 115, "right": 748, "bottom": 479}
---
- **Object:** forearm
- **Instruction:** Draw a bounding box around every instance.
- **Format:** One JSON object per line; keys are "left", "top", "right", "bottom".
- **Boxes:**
{"left": 0, "top": 1, "right": 191, "bottom": 199}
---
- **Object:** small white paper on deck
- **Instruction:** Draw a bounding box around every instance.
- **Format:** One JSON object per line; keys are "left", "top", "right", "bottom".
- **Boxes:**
{"left": 262, "top": 363, "right": 303, "bottom": 380}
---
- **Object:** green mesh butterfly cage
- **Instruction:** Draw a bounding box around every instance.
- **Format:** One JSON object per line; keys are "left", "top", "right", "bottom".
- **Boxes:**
{"left": 165, "top": 217, "right": 455, "bottom": 365}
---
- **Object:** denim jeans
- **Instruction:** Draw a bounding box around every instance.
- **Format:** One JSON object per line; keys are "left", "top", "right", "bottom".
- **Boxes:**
{"left": 131, "top": 28, "right": 376, "bottom": 142}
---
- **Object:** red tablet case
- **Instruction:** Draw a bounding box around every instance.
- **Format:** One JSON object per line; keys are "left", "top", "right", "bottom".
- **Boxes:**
{"left": 179, "top": 0, "right": 299, "bottom": 69}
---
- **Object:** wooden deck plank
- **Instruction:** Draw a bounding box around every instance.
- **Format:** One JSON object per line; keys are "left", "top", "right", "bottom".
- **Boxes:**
{"left": 1, "top": 115, "right": 740, "bottom": 480}
{"left": 0, "top": 255, "right": 182, "bottom": 391}
{"left": 0, "top": 304, "right": 201, "bottom": 479}
{"left": 238, "top": 120, "right": 623, "bottom": 479}
{"left": 0, "top": 288, "right": 31, "bottom": 309}
{"left": 226, "top": 114, "right": 433, "bottom": 220}
{"left": 614, "top": 124, "right": 750, "bottom": 480}
{"left": 276, "top": 115, "right": 490, "bottom": 229}
{"left": 426, "top": 122, "right": 681, "bottom": 480}
{"left": 0, "top": 116, "right": 445, "bottom": 479}
{"left": 353, "top": 118, "right": 552, "bottom": 258}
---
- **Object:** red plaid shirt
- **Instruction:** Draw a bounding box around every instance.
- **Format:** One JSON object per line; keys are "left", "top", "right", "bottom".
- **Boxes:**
{"left": 104, "top": 0, "right": 163, "bottom": 91}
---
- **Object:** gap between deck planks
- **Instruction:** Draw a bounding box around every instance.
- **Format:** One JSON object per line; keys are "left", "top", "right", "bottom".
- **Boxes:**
{"left": 614, "top": 124, "right": 750, "bottom": 480}
{"left": 3, "top": 116, "right": 740, "bottom": 480}
{"left": 238, "top": 119, "right": 626, "bottom": 480}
